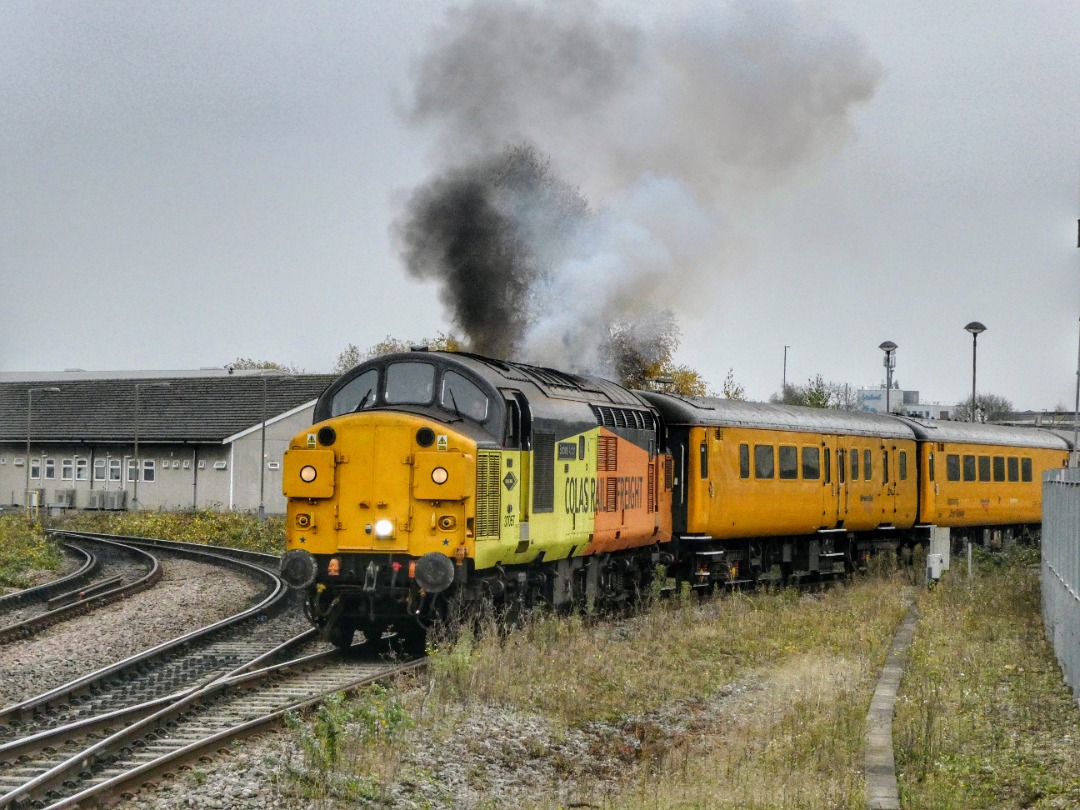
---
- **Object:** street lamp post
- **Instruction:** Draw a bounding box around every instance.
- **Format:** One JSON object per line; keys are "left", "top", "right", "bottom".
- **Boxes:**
{"left": 258, "top": 371, "right": 295, "bottom": 520}
{"left": 964, "top": 322, "right": 986, "bottom": 422}
{"left": 133, "top": 382, "right": 170, "bottom": 510}
{"left": 879, "top": 342, "right": 897, "bottom": 414}
{"left": 783, "top": 345, "right": 790, "bottom": 393}
{"left": 25, "top": 387, "right": 60, "bottom": 513}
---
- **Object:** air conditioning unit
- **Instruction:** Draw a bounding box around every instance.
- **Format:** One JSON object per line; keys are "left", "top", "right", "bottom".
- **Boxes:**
{"left": 54, "top": 489, "right": 76, "bottom": 508}
{"left": 105, "top": 490, "right": 128, "bottom": 510}
{"left": 86, "top": 491, "right": 105, "bottom": 510}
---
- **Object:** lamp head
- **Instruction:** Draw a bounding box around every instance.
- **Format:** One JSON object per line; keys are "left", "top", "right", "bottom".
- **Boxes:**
{"left": 964, "top": 321, "right": 986, "bottom": 336}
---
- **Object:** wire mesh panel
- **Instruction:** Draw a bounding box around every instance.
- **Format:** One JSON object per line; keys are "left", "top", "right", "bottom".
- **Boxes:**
{"left": 1042, "top": 467, "right": 1080, "bottom": 707}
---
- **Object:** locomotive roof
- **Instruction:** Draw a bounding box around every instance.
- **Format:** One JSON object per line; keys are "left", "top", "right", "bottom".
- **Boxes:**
{"left": 638, "top": 393, "right": 916, "bottom": 440}
{"left": 893, "top": 416, "right": 1070, "bottom": 450}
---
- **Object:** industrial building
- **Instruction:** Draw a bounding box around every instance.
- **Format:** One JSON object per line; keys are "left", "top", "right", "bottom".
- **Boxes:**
{"left": 0, "top": 370, "right": 334, "bottom": 515}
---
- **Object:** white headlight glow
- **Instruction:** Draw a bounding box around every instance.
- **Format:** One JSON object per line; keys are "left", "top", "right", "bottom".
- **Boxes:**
{"left": 299, "top": 465, "right": 317, "bottom": 483}
{"left": 374, "top": 518, "right": 395, "bottom": 538}
{"left": 431, "top": 466, "right": 449, "bottom": 485}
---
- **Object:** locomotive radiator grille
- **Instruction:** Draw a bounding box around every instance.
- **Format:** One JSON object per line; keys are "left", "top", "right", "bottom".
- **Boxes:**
{"left": 475, "top": 451, "right": 502, "bottom": 538}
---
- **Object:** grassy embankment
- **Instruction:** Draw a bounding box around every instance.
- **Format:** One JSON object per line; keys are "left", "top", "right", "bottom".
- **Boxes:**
{"left": 58, "top": 509, "right": 286, "bottom": 554}
{"left": 895, "top": 547, "right": 1080, "bottom": 809}
{"left": 277, "top": 563, "right": 915, "bottom": 809}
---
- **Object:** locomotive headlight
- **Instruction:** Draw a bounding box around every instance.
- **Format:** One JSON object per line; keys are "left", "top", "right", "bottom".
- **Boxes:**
{"left": 299, "top": 465, "right": 318, "bottom": 483}
{"left": 431, "top": 466, "right": 449, "bottom": 485}
{"left": 373, "top": 518, "right": 395, "bottom": 539}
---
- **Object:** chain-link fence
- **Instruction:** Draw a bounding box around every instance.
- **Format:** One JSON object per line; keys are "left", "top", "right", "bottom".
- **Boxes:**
{"left": 1042, "top": 467, "right": 1080, "bottom": 706}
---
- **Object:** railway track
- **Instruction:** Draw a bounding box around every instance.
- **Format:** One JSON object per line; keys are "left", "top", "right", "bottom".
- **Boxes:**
{"left": 0, "top": 540, "right": 161, "bottom": 644}
{"left": 0, "top": 532, "right": 423, "bottom": 808}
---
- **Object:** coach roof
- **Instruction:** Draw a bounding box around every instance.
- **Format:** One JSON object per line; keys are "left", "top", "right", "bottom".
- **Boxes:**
{"left": 639, "top": 393, "right": 917, "bottom": 441}
{"left": 894, "top": 416, "right": 1070, "bottom": 450}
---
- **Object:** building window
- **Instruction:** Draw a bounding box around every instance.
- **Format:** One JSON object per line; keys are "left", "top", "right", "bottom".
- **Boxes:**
{"left": 30, "top": 458, "right": 41, "bottom": 480}
{"left": 76, "top": 459, "right": 89, "bottom": 481}
{"left": 142, "top": 460, "right": 156, "bottom": 483}
{"left": 127, "top": 459, "right": 139, "bottom": 482}
{"left": 109, "top": 458, "right": 122, "bottom": 481}
{"left": 44, "top": 459, "right": 56, "bottom": 480}
{"left": 62, "top": 459, "right": 74, "bottom": 481}
{"left": 94, "top": 459, "right": 107, "bottom": 481}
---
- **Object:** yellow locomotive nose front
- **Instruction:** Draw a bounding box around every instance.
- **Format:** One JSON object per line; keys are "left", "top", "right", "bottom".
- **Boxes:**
{"left": 281, "top": 413, "right": 477, "bottom": 590}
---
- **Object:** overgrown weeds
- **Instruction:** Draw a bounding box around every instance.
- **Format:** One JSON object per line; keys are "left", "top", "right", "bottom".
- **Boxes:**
{"left": 0, "top": 514, "right": 62, "bottom": 589}
{"left": 895, "top": 548, "right": 1080, "bottom": 808}
{"left": 280, "top": 569, "right": 911, "bottom": 808}
{"left": 57, "top": 509, "right": 284, "bottom": 554}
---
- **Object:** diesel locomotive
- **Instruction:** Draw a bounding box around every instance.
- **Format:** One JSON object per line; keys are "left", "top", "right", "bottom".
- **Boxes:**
{"left": 279, "top": 350, "right": 1070, "bottom": 650}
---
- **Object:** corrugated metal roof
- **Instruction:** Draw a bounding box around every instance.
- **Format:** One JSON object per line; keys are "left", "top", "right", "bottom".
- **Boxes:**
{"left": 640, "top": 393, "right": 917, "bottom": 440}
{"left": 894, "top": 416, "right": 1070, "bottom": 450}
{"left": 0, "top": 375, "right": 336, "bottom": 443}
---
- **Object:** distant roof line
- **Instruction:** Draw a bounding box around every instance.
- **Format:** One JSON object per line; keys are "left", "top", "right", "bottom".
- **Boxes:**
{"left": 0, "top": 369, "right": 317, "bottom": 382}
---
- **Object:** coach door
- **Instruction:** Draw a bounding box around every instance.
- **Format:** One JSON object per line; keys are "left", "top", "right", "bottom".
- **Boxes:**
{"left": 835, "top": 443, "right": 849, "bottom": 526}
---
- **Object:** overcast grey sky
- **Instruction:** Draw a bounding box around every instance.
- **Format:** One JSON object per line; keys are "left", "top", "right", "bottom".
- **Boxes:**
{"left": 2, "top": 0, "right": 1078, "bottom": 410}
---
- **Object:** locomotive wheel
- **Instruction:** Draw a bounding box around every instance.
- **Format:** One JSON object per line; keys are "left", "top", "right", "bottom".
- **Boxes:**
{"left": 327, "top": 620, "right": 357, "bottom": 650}
{"left": 360, "top": 624, "right": 390, "bottom": 651}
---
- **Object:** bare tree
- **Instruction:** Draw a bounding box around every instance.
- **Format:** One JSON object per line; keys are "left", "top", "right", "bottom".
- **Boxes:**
{"left": 954, "top": 393, "right": 1014, "bottom": 423}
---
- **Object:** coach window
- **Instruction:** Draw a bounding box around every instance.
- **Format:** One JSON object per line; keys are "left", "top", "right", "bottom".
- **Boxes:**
{"left": 699, "top": 441, "right": 709, "bottom": 479}
{"left": 883, "top": 451, "right": 889, "bottom": 484}
{"left": 977, "top": 455, "right": 991, "bottom": 482}
{"left": 992, "top": 456, "right": 1005, "bottom": 482}
{"left": 864, "top": 449, "right": 873, "bottom": 481}
{"left": 739, "top": 443, "right": 750, "bottom": 479}
{"left": 823, "top": 448, "right": 831, "bottom": 483}
{"left": 850, "top": 449, "right": 859, "bottom": 481}
{"left": 384, "top": 362, "right": 435, "bottom": 405}
{"left": 928, "top": 453, "right": 934, "bottom": 482}
{"left": 962, "top": 455, "right": 976, "bottom": 482}
{"left": 802, "top": 446, "right": 820, "bottom": 480}
{"left": 330, "top": 369, "right": 378, "bottom": 416}
{"left": 838, "top": 450, "right": 845, "bottom": 483}
{"left": 946, "top": 454, "right": 961, "bottom": 482}
{"left": 754, "top": 445, "right": 775, "bottom": 479}
{"left": 779, "top": 445, "right": 798, "bottom": 479}
{"left": 899, "top": 450, "right": 908, "bottom": 481}
{"left": 1007, "top": 456, "right": 1019, "bottom": 482}
{"left": 441, "top": 371, "right": 490, "bottom": 422}
{"left": 1021, "top": 457, "right": 1033, "bottom": 482}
